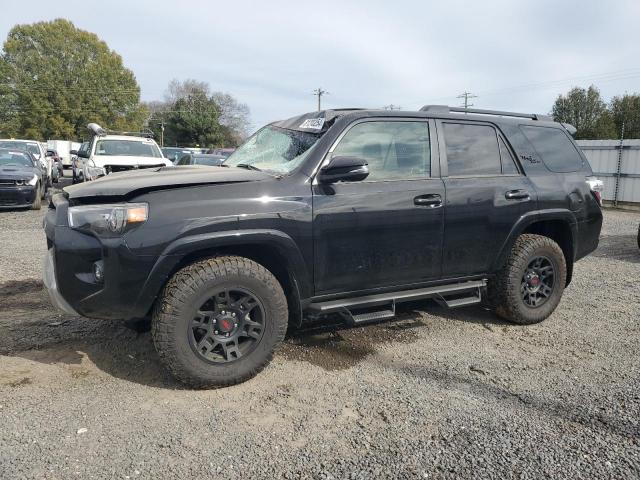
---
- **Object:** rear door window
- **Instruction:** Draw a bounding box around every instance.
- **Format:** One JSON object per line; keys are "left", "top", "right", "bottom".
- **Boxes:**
{"left": 443, "top": 123, "right": 501, "bottom": 176}
{"left": 520, "top": 125, "right": 583, "bottom": 173}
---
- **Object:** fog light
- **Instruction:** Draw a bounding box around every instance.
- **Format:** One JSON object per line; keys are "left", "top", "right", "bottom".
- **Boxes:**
{"left": 93, "top": 260, "right": 104, "bottom": 283}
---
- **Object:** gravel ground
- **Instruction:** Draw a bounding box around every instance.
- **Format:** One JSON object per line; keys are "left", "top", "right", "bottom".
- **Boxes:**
{"left": 0, "top": 194, "right": 638, "bottom": 479}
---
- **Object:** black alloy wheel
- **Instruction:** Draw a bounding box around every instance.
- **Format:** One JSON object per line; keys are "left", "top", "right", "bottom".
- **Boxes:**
{"left": 521, "top": 256, "right": 555, "bottom": 308}
{"left": 190, "top": 288, "right": 265, "bottom": 363}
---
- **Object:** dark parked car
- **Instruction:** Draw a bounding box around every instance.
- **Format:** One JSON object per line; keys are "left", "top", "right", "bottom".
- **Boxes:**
{"left": 176, "top": 153, "right": 226, "bottom": 166}
{"left": 43, "top": 106, "right": 603, "bottom": 387}
{"left": 209, "top": 148, "right": 236, "bottom": 158}
{"left": 0, "top": 148, "right": 45, "bottom": 209}
{"left": 162, "top": 147, "right": 191, "bottom": 164}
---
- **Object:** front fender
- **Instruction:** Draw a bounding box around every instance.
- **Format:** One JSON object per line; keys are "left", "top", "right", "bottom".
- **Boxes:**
{"left": 130, "top": 229, "right": 312, "bottom": 318}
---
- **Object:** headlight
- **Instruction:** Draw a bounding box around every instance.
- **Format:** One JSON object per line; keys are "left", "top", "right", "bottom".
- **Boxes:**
{"left": 68, "top": 203, "right": 148, "bottom": 236}
{"left": 27, "top": 174, "right": 38, "bottom": 186}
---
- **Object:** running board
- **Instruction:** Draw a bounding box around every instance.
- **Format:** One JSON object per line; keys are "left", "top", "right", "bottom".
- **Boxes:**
{"left": 308, "top": 280, "right": 487, "bottom": 315}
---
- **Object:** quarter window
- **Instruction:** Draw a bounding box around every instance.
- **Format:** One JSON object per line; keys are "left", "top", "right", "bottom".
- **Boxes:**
{"left": 520, "top": 125, "right": 583, "bottom": 173}
{"left": 444, "top": 123, "right": 501, "bottom": 176}
{"left": 331, "top": 121, "right": 430, "bottom": 181}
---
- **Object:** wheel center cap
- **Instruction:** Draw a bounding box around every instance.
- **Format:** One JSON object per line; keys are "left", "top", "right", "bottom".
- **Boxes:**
{"left": 218, "top": 317, "right": 234, "bottom": 333}
{"left": 529, "top": 276, "right": 540, "bottom": 287}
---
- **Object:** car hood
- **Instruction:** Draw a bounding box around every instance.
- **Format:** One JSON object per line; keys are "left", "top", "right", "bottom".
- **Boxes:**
{"left": 64, "top": 165, "right": 271, "bottom": 199}
{"left": 91, "top": 155, "right": 171, "bottom": 167}
{"left": 0, "top": 164, "right": 38, "bottom": 180}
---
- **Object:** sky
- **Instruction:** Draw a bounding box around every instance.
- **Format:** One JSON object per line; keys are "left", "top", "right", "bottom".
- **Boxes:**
{"left": 2, "top": 0, "right": 640, "bottom": 130}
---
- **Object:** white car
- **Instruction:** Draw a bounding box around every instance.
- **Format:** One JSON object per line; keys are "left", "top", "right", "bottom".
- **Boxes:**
{"left": 0, "top": 139, "right": 52, "bottom": 188}
{"left": 77, "top": 124, "right": 171, "bottom": 181}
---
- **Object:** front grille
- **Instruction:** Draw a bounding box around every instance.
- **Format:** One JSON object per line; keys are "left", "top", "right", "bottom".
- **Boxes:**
{"left": 0, "top": 194, "right": 19, "bottom": 205}
{"left": 0, "top": 180, "right": 16, "bottom": 186}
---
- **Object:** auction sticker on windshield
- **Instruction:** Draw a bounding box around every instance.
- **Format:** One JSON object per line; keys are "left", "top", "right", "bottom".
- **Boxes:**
{"left": 299, "top": 118, "right": 325, "bottom": 130}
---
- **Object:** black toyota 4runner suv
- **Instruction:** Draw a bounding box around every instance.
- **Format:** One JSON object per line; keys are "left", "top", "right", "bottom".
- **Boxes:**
{"left": 43, "top": 106, "right": 603, "bottom": 387}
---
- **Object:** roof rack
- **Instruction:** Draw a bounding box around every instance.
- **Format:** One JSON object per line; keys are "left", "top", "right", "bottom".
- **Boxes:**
{"left": 419, "top": 105, "right": 553, "bottom": 122}
{"left": 87, "top": 123, "right": 154, "bottom": 138}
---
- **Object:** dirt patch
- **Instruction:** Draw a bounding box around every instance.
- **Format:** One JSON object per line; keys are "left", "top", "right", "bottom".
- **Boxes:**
{"left": 281, "top": 312, "right": 427, "bottom": 370}
{"left": 0, "top": 279, "right": 51, "bottom": 311}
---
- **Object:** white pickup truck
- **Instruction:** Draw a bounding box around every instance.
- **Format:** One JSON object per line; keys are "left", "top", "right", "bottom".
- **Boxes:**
{"left": 76, "top": 124, "right": 171, "bottom": 181}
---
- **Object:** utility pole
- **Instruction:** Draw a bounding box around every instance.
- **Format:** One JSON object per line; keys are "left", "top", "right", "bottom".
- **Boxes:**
{"left": 457, "top": 91, "right": 477, "bottom": 110}
{"left": 383, "top": 104, "right": 402, "bottom": 110}
{"left": 614, "top": 120, "right": 625, "bottom": 208}
{"left": 313, "top": 88, "right": 328, "bottom": 111}
{"left": 159, "top": 121, "right": 165, "bottom": 147}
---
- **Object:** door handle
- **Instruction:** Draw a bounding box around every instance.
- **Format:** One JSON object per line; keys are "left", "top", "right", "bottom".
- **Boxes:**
{"left": 414, "top": 194, "right": 442, "bottom": 207}
{"left": 505, "top": 189, "right": 530, "bottom": 200}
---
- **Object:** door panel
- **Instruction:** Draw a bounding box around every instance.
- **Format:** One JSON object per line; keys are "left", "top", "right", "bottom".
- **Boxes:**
{"left": 437, "top": 119, "right": 538, "bottom": 277}
{"left": 313, "top": 179, "right": 445, "bottom": 294}
{"left": 312, "top": 118, "right": 444, "bottom": 295}
{"left": 442, "top": 176, "right": 535, "bottom": 276}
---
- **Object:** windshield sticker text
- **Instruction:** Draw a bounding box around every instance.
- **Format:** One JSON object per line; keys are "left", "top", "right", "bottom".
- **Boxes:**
{"left": 299, "top": 118, "right": 325, "bottom": 130}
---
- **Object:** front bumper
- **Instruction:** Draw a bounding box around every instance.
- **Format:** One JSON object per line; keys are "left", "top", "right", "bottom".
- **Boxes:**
{"left": 43, "top": 248, "right": 80, "bottom": 315}
{"left": 0, "top": 185, "right": 37, "bottom": 208}
{"left": 43, "top": 196, "right": 159, "bottom": 320}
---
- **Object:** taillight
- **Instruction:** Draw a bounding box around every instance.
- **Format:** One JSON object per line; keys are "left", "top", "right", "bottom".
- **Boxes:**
{"left": 585, "top": 176, "right": 604, "bottom": 207}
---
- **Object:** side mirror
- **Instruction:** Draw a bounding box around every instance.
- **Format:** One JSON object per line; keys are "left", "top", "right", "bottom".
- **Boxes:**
{"left": 45, "top": 151, "right": 54, "bottom": 157}
{"left": 77, "top": 149, "right": 90, "bottom": 159}
{"left": 70, "top": 150, "right": 78, "bottom": 155}
{"left": 318, "top": 156, "right": 369, "bottom": 183}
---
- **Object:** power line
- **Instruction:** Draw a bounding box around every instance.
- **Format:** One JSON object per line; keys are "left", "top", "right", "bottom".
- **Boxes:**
{"left": 405, "top": 67, "right": 640, "bottom": 107}
{"left": 457, "top": 91, "right": 477, "bottom": 109}
{"left": 312, "top": 88, "right": 328, "bottom": 111}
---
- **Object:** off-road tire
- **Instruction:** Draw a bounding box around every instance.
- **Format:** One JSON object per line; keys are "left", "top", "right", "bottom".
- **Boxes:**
{"left": 31, "top": 183, "right": 42, "bottom": 210}
{"left": 152, "top": 256, "right": 288, "bottom": 388}
{"left": 489, "top": 234, "right": 566, "bottom": 325}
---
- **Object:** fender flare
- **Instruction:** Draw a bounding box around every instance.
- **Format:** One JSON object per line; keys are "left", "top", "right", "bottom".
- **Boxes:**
{"left": 492, "top": 209, "right": 578, "bottom": 271}
{"left": 131, "top": 229, "right": 312, "bottom": 318}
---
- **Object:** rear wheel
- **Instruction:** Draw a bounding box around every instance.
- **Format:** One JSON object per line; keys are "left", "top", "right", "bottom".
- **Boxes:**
{"left": 152, "top": 256, "right": 288, "bottom": 388}
{"left": 489, "top": 234, "right": 566, "bottom": 325}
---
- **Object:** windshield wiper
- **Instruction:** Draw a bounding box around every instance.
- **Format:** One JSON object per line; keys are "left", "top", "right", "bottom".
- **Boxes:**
{"left": 235, "top": 163, "right": 262, "bottom": 171}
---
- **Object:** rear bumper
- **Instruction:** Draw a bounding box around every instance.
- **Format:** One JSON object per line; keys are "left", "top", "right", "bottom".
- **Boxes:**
{"left": 575, "top": 213, "right": 603, "bottom": 261}
{"left": 0, "top": 185, "right": 37, "bottom": 208}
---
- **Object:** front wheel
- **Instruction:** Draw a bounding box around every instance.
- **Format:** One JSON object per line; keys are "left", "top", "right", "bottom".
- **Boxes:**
{"left": 31, "top": 183, "right": 42, "bottom": 210}
{"left": 489, "top": 234, "right": 567, "bottom": 325}
{"left": 152, "top": 256, "right": 288, "bottom": 388}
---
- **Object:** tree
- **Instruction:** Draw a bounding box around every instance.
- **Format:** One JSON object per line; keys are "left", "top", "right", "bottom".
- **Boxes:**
{"left": 552, "top": 86, "right": 616, "bottom": 139}
{"left": 0, "top": 19, "right": 147, "bottom": 141}
{"left": 211, "top": 92, "right": 251, "bottom": 143}
{"left": 610, "top": 94, "right": 640, "bottom": 139}
{"left": 165, "top": 88, "right": 223, "bottom": 147}
{"left": 149, "top": 79, "right": 251, "bottom": 147}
